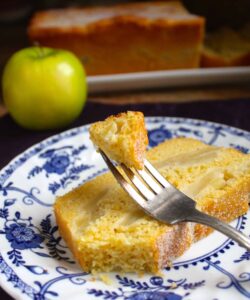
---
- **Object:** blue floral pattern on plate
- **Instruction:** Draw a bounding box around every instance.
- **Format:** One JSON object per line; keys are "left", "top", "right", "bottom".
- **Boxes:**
{"left": 0, "top": 117, "right": 249, "bottom": 300}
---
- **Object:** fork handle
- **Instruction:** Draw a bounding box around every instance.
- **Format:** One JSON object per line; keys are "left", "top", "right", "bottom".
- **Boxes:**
{"left": 186, "top": 209, "right": 250, "bottom": 251}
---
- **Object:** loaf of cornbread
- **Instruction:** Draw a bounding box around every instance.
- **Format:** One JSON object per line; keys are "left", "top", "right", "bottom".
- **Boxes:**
{"left": 28, "top": 1, "right": 205, "bottom": 75}
{"left": 89, "top": 111, "right": 148, "bottom": 169}
{"left": 201, "top": 23, "right": 250, "bottom": 67}
{"left": 54, "top": 137, "right": 250, "bottom": 273}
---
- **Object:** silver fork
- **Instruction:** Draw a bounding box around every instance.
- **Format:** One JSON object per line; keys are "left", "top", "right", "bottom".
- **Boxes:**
{"left": 100, "top": 150, "right": 250, "bottom": 251}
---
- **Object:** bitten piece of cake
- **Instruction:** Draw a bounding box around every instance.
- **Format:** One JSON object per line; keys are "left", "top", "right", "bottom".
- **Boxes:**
{"left": 89, "top": 111, "right": 148, "bottom": 170}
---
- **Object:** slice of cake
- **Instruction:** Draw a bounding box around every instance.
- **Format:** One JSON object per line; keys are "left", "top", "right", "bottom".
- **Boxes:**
{"left": 89, "top": 111, "right": 148, "bottom": 170}
{"left": 28, "top": 1, "right": 205, "bottom": 75}
{"left": 201, "top": 23, "right": 250, "bottom": 67}
{"left": 54, "top": 137, "right": 250, "bottom": 273}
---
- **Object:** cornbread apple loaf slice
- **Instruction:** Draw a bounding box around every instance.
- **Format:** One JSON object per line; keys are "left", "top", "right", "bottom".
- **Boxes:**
{"left": 201, "top": 23, "right": 250, "bottom": 67}
{"left": 28, "top": 1, "right": 205, "bottom": 75}
{"left": 89, "top": 111, "right": 148, "bottom": 169}
{"left": 54, "top": 137, "right": 250, "bottom": 273}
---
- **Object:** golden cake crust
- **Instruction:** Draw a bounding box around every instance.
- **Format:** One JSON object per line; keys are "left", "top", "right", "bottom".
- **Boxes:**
{"left": 28, "top": 2, "right": 204, "bottom": 36}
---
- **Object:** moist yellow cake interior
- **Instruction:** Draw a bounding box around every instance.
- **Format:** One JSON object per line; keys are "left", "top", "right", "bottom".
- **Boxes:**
{"left": 89, "top": 111, "right": 148, "bottom": 169}
{"left": 54, "top": 138, "right": 250, "bottom": 273}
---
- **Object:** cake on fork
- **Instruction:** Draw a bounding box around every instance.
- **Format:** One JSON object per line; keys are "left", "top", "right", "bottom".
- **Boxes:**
{"left": 89, "top": 111, "right": 148, "bottom": 170}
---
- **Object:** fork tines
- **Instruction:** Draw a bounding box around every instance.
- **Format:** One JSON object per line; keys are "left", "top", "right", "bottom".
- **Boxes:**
{"left": 99, "top": 150, "right": 170, "bottom": 208}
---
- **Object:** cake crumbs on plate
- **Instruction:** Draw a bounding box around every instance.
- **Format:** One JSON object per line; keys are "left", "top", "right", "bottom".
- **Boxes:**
{"left": 88, "top": 277, "right": 96, "bottom": 282}
{"left": 170, "top": 282, "right": 177, "bottom": 289}
{"left": 98, "top": 274, "right": 113, "bottom": 285}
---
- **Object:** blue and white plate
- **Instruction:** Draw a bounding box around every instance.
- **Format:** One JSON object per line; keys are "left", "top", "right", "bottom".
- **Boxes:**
{"left": 0, "top": 117, "right": 249, "bottom": 300}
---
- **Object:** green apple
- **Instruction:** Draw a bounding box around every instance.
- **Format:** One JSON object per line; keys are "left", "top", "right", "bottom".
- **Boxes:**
{"left": 2, "top": 47, "right": 87, "bottom": 130}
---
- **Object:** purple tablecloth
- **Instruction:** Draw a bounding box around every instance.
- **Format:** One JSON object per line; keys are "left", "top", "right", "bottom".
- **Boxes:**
{"left": 0, "top": 98, "right": 249, "bottom": 299}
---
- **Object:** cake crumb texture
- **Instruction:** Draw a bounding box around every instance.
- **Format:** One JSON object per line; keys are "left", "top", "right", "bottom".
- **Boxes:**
{"left": 54, "top": 137, "right": 250, "bottom": 273}
{"left": 89, "top": 111, "right": 148, "bottom": 169}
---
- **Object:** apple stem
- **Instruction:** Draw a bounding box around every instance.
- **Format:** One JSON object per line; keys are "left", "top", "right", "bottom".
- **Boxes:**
{"left": 33, "top": 42, "right": 46, "bottom": 58}
{"left": 38, "top": 46, "right": 46, "bottom": 58}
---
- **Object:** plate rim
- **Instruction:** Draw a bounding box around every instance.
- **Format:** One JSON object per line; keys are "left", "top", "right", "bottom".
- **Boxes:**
{"left": 0, "top": 116, "right": 249, "bottom": 300}
{"left": 1, "top": 116, "right": 249, "bottom": 186}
